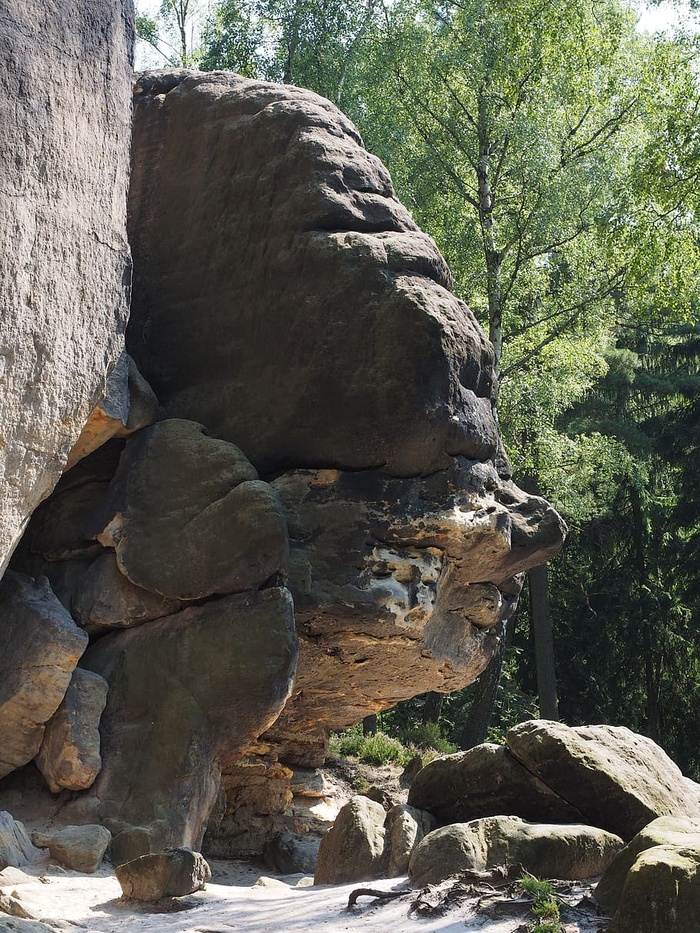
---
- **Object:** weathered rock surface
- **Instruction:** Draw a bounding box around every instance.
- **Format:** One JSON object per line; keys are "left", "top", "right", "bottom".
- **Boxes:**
{"left": 312, "top": 796, "right": 435, "bottom": 883}
{"left": 1, "top": 57, "right": 569, "bottom": 866}
{"left": 606, "top": 842, "right": 700, "bottom": 933}
{"left": 35, "top": 668, "right": 108, "bottom": 793}
{"left": 203, "top": 754, "right": 296, "bottom": 860}
{"left": 265, "top": 464, "right": 565, "bottom": 765}
{"left": 66, "top": 352, "right": 158, "bottom": 469}
{"left": 128, "top": 71, "right": 498, "bottom": 479}
{"left": 408, "top": 743, "right": 585, "bottom": 826}
{"left": 81, "top": 587, "right": 298, "bottom": 856}
{"left": 88, "top": 419, "right": 289, "bottom": 600}
{"left": 263, "top": 831, "right": 320, "bottom": 875}
{"left": 0, "top": 573, "right": 88, "bottom": 778}
{"left": 115, "top": 848, "right": 211, "bottom": 901}
{"left": 0, "top": 815, "right": 43, "bottom": 871}
{"left": 15, "top": 445, "right": 120, "bottom": 568}
{"left": 507, "top": 721, "right": 700, "bottom": 841}
{"left": 408, "top": 816, "right": 624, "bottom": 886}
{"left": 595, "top": 815, "right": 700, "bottom": 913}
{"left": 71, "top": 551, "right": 181, "bottom": 630}
{"left": 32, "top": 824, "right": 111, "bottom": 873}
{"left": 385, "top": 805, "right": 436, "bottom": 877}
{"left": 314, "top": 797, "right": 386, "bottom": 884}
{"left": 0, "top": 0, "right": 133, "bottom": 576}
{"left": 0, "top": 919, "right": 54, "bottom": 933}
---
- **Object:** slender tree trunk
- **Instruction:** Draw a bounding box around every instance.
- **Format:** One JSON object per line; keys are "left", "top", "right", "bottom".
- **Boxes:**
{"left": 529, "top": 564, "right": 559, "bottom": 720}
{"left": 362, "top": 714, "right": 377, "bottom": 736}
{"left": 422, "top": 692, "right": 444, "bottom": 725}
{"left": 629, "top": 485, "right": 661, "bottom": 741}
{"left": 476, "top": 93, "right": 504, "bottom": 378}
{"left": 455, "top": 619, "right": 513, "bottom": 749}
{"left": 174, "top": 0, "right": 189, "bottom": 67}
{"left": 283, "top": 0, "right": 304, "bottom": 84}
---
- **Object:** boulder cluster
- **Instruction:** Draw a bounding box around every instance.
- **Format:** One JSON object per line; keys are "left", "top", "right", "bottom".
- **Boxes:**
{"left": 315, "top": 720, "right": 700, "bottom": 931}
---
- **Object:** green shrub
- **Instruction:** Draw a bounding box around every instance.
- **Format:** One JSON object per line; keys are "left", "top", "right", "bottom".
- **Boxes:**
{"left": 328, "top": 727, "right": 414, "bottom": 766}
{"left": 520, "top": 874, "right": 562, "bottom": 933}
{"left": 328, "top": 723, "right": 365, "bottom": 758}
{"left": 400, "top": 722, "right": 457, "bottom": 755}
{"left": 359, "top": 731, "right": 413, "bottom": 765}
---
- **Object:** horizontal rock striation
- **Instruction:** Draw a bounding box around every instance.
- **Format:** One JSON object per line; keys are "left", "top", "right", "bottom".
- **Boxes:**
{"left": 127, "top": 71, "right": 497, "bottom": 478}
{"left": 265, "top": 462, "right": 565, "bottom": 765}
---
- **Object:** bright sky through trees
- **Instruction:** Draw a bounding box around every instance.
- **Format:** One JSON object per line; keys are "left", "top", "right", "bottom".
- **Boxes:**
{"left": 134, "top": 1, "right": 697, "bottom": 70}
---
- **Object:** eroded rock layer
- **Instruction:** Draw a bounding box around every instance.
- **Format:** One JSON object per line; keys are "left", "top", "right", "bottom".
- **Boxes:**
{"left": 0, "top": 0, "right": 133, "bottom": 576}
{"left": 265, "top": 462, "right": 565, "bottom": 765}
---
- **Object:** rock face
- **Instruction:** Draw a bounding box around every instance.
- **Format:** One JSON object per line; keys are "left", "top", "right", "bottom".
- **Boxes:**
{"left": 408, "top": 742, "right": 585, "bottom": 827}
{"left": 66, "top": 352, "right": 158, "bottom": 470}
{"left": 606, "top": 843, "right": 700, "bottom": 933}
{"left": 32, "top": 825, "right": 111, "bottom": 873}
{"left": 128, "top": 71, "right": 498, "bottom": 479}
{"left": 595, "top": 816, "right": 700, "bottom": 914}
{"left": 35, "top": 668, "right": 109, "bottom": 794}
{"left": 266, "top": 465, "right": 565, "bottom": 765}
{"left": 313, "top": 796, "right": 436, "bottom": 884}
{"left": 82, "top": 587, "right": 298, "bottom": 854}
{"left": 0, "top": 573, "right": 88, "bottom": 779}
{"left": 385, "top": 805, "right": 436, "bottom": 877}
{"left": 314, "top": 797, "right": 387, "bottom": 884}
{"left": 409, "top": 722, "right": 700, "bottom": 844}
{"left": 88, "top": 419, "right": 288, "bottom": 600}
{"left": 0, "top": 0, "right": 133, "bottom": 576}
{"left": 0, "top": 814, "right": 43, "bottom": 871}
{"left": 408, "top": 817, "right": 624, "bottom": 886}
{"left": 507, "top": 721, "right": 700, "bottom": 841}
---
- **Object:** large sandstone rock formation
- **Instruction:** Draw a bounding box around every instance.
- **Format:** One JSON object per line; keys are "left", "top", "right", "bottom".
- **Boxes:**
{"left": 595, "top": 816, "right": 700, "bottom": 914}
{"left": 0, "top": 0, "right": 134, "bottom": 576}
{"left": 121, "top": 71, "right": 565, "bottom": 855}
{"left": 0, "top": 61, "right": 566, "bottom": 862}
{"left": 0, "top": 574, "right": 88, "bottom": 779}
{"left": 265, "top": 463, "right": 564, "bottom": 765}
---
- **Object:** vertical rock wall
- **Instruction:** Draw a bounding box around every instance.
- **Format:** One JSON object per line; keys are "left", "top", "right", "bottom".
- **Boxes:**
{"left": 0, "top": 0, "right": 134, "bottom": 575}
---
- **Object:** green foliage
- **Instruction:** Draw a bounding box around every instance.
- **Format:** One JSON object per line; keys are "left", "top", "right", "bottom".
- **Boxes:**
{"left": 359, "top": 731, "right": 413, "bottom": 765}
{"left": 328, "top": 723, "right": 365, "bottom": 758}
{"left": 399, "top": 722, "right": 457, "bottom": 755}
{"left": 199, "top": 0, "right": 265, "bottom": 77}
{"left": 520, "top": 874, "right": 562, "bottom": 932}
{"left": 200, "top": 0, "right": 377, "bottom": 106}
{"left": 328, "top": 726, "right": 415, "bottom": 765}
{"left": 135, "top": 0, "right": 206, "bottom": 67}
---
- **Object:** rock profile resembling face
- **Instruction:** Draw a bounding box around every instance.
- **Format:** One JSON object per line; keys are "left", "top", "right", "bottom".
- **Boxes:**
{"left": 120, "top": 72, "right": 567, "bottom": 792}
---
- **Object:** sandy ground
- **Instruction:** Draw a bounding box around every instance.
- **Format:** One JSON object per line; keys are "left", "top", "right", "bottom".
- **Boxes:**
{"left": 0, "top": 859, "right": 610, "bottom": 933}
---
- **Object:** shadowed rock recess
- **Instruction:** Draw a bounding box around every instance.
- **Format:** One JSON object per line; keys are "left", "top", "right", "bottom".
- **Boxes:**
{"left": 1, "top": 63, "right": 566, "bottom": 862}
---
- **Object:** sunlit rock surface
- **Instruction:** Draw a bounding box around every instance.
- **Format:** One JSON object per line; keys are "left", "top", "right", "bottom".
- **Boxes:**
{"left": 0, "top": 0, "right": 133, "bottom": 576}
